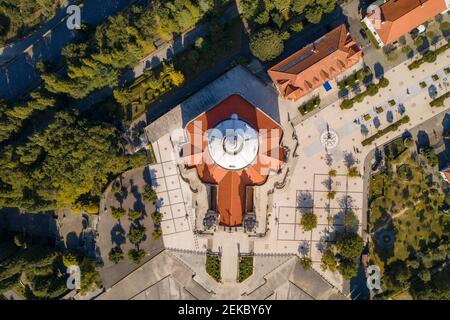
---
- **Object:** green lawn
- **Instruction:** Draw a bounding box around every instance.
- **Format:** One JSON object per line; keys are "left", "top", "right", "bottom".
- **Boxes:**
{"left": 205, "top": 255, "right": 221, "bottom": 282}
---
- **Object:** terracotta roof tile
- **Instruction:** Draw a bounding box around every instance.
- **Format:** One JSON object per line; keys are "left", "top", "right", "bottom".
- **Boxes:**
{"left": 366, "top": 0, "right": 448, "bottom": 45}
{"left": 183, "top": 95, "right": 286, "bottom": 227}
{"left": 268, "top": 24, "right": 362, "bottom": 101}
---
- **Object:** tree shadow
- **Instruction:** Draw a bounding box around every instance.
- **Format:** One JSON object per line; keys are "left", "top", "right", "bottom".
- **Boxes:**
{"left": 297, "top": 191, "right": 314, "bottom": 213}
{"left": 66, "top": 231, "right": 81, "bottom": 251}
{"left": 416, "top": 130, "right": 431, "bottom": 151}
{"left": 343, "top": 151, "right": 356, "bottom": 168}
{"left": 386, "top": 110, "right": 394, "bottom": 123}
{"left": 373, "top": 62, "right": 384, "bottom": 79}
{"left": 110, "top": 224, "right": 126, "bottom": 246}
{"left": 143, "top": 166, "right": 158, "bottom": 185}
{"left": 298, "top": 241, "right": 310, "bottom": 257}
{"left": 373, "top": 116, "right": 381, "bottom": 129}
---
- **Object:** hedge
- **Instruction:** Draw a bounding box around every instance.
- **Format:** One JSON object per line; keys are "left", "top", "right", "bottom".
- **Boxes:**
{"left": 338, "top": 68, "right": 371, "bottom": 90}
{"left": 361, "top": 115, "right": 410, "bottom": 146}
{"left": 298, "top": 96, "right": 321, "bottom": 115}
{"left": 430, "top": 91, "right": 450, "bottom": 107}
{"left": 340, "top": 77, "right": 389, "bottom": 110}
{"left": 408, "top": 42, "right": 450, "bottom": 70}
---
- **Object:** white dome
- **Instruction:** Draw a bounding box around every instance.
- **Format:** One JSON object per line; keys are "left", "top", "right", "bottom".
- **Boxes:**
{"left": 207, "top": 116, "right": 258, "bottom": 170}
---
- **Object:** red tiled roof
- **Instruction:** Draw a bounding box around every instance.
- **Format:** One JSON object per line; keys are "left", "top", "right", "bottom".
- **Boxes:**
{"left": 443, "top": 167, "right": 450, "bottom": 182}
{"left": 366, "top": 0, "right": 448, "bottom": 45}
{"left": 183, "top": 95, "right": 286, "bottom": 227}
{"left": 268, "top": 24, "right": 362, "bottom": 101}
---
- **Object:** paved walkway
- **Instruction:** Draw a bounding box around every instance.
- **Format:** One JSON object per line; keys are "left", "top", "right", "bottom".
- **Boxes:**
{"left": 220, "top": 240, "right": 239, "bottom": 283}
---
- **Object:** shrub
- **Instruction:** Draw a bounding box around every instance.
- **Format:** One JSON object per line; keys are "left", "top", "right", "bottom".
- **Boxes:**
{"left": 440, "top": 21, "right": 450, "bottom": 31}
{"left": 361, "top": 115, "right": 410, "bottom": 146}
{"left": 127, "top": 224, "right": 146, "bottom": 244}
{"left": 128, "top": 249, "right": 146, "bottom": 264}
{"left": 420, "top": 81, "right": 427, "bottom": 88}
{"left": 111, "top": 207, "right": 126, "bottom": 220}
{"left": 340, "top": 99, "right": 354, "bottom": 110}
{"left": 299, "top": 257, "right": 312, "bottom": 270}
{"left": 127, "top": 210, "right": 142, "bottom": 221}
{"left": 249, "top": 28, "right": 284, "bottom": 61}
{"left": 142, "top": 184, "right": 157, "bottom": 202}
{"left": 348, "top": 166, "right": 361, "bottom": 178}
{"left": 366, "top": 84, "right": 379, "bottom": 96}
{"left": 424, "top": 50, "right": 437, "bottom": 63}
{"left": 430, "top": 91, "right": 450, "bottom": 107}
{"left": 298, "top": 96, "right": 320, "bottom": 115}
{"left": 151, "top": 211, "right": 163, "bottom": 225}
{"left": 152, "top": 228, "right": 162, "bottom": 240}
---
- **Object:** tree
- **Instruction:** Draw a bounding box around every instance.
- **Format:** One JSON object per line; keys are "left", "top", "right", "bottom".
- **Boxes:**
{"left": 151, "top": 211, "right": 163, "bottom": 225}
{"left": 127, "top": 224, "right": 146, "bottom": 245}
{"left": 424, "top": 50, "right": 437, "bottom": 63}
{"left": 299, "top": 257, "right": 312, "bottom": 270}
{"left": 128, "top": 249, "right": 146, "bottom": 264}
{"left": 249, "top": 28, "right": 284, "bottom": 62}
{"left": 300, "top": 212, "right": 317, "bottom": 231}
{"left": 378, "top": 77, "right": 389, "bottom": 88}
{"left": 348, "top": 166, "right": 361, "bottom": 178}
{"left": 343, "top": 210, "right": 359, "bottom": 229}
{"left": 152, "top": 228, "right": 162, "bottom": 240}
{"left": 142, "top": 184, "right": 158, "bottom": 202}
{"left": 338, "top": 259, "right": 359, "bottom": 279}
{"left": 79, "top": 257, "right": 102, "bottom": 295}
{"left": 128, "top": 209, "right": 142, "bottom": 221}
{"left": 320, "top": 248, "right": 337, "bottom": 272}
{"left": 336, "top": 232, "right": 364, "bottom": 260}
{"left": 111, "top": 207, "right": 126, "bottom": 220}
{"left": 108, "top": 246, "right": 124, "bottom": 264}
{"left": 62, "top": 251, "right": 79, "bottom": 267}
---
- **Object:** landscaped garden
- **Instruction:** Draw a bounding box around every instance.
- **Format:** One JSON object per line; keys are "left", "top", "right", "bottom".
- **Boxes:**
{"left": 238, "top": 256, "right": 254, "bottom": 282}
{"left": 368, "top": 137, "right": 450, "bottom": 299}
{"left": 206, "top": 254, "right": 221, "bottom": 282}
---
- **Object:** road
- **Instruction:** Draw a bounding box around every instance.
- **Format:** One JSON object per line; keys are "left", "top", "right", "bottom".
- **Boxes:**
{"left": 124, "top": 4, "right": 240, "bottom": 82}
{"left": 0, "top": 0, "right": 76, "bottom": 65}
{"left": 0, "top": 0, "right": 145, "bottom": 101}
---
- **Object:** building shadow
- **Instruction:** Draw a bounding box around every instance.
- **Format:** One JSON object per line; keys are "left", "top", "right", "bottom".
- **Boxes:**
{"left": 416, "top": 130, "right": 431, "bottom": 151}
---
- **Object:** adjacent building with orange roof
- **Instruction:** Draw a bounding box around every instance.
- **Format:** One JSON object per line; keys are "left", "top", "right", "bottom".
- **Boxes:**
{"left": 362, "top": 0, "right": 449, "bottom": 48}
{"left": 267, "top": 24, "right": 362, "bottom": 101}
{"left": 440, "top": 166, "right": 450, "bottom": 183}
{"left": 182, "top": 94, "right": 287, "bottom": 228}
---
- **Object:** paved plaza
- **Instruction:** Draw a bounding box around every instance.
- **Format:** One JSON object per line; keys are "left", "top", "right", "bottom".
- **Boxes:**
{"left": 98, "top": 45, "right": 450, "bottom": 297}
